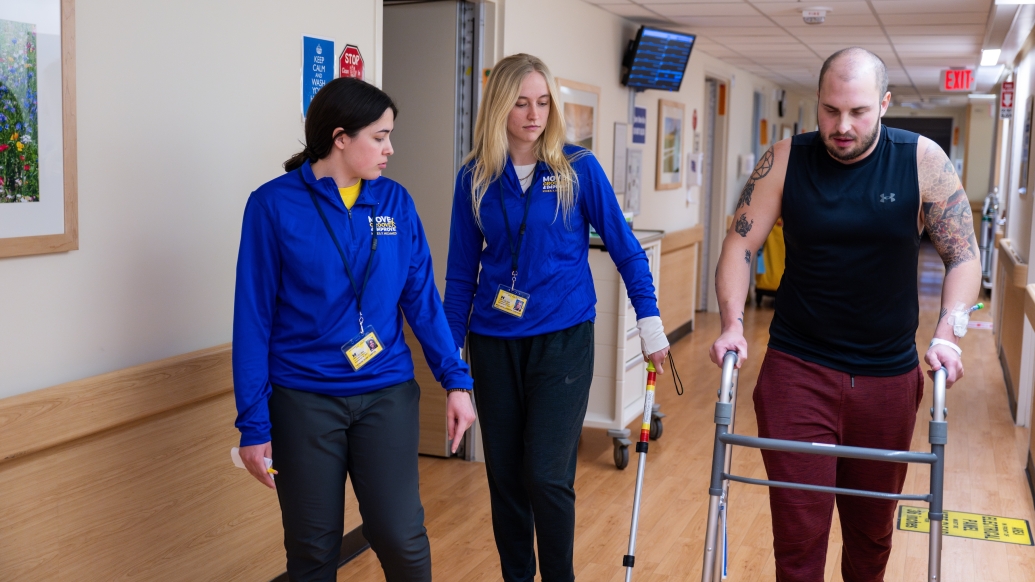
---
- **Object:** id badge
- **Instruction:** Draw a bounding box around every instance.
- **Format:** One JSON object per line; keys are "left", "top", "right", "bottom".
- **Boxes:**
{"left": 341, "top": 327, "right": 386, "bottom": 371}
{"left": 493, "top": 285, "right": 531, "bottom": 318}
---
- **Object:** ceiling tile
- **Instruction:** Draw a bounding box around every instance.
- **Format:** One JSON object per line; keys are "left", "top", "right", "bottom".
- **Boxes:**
{"left": 680, "top": 26, "right": 783, "bottom": 35}
{"left": 750, "top": 1, "right": 873, "bottom": 16}
{"left": 771, "top": 14, "right": 880, "bottom": 27}
{"left": 870, "top": 0, "right": 991, "bottom": 15}
{"left": 669, "top": 15, "right": 774, "bottom": 26}
{"left": 884, "top": 24, "right": 986, "bottom": 36}
{"left": 878, "top": 12, "right": 987, "bottom": 25}
{"left": 600, "top": 4, "right": 671, "bottom": 18}
{"left": 643, "top": 2, "right": 760, "bottom": 17}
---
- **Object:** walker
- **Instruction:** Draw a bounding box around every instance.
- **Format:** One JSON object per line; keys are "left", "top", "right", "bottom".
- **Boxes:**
{"left": 700, "top": 351, "right": 948, "bottom": 581}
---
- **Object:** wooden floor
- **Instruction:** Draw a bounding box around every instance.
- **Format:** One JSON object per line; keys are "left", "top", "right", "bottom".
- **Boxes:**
{"left": 339, "top": 243, "right": 1035, "bottom": 581}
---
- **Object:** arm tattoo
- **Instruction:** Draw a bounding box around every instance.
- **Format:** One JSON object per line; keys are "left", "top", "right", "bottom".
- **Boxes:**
{"left": 922, "top": 188, "right": 977, "bottom": 272}
{"left": 744, "top": 250, "right": 751, "bottom": 264}
{"left": 735, "top": 214, "right": 753, "bottom": 237}
{"left": 938, "top": 307, "right": 948, "bottom": 324}
{"left": 919, "top": 145, "right": 978, "bottom": 272}
{"left": 736, "top": 181, "right": 755, "bottom": 210}
{"left": 736, "top": 147, "right": 774, "bottom": 210}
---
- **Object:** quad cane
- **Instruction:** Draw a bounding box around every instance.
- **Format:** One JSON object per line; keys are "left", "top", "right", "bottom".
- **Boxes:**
{"left": 621, "top": 362, "right": 658, "bottom": 582}
{"left": 701, "top": 350, "right": 948, "bottom": 582}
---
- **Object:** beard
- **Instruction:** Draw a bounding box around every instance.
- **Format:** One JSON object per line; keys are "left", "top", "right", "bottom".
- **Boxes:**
{"left": 822, "top": 120, "right": 880, "bottom": 162}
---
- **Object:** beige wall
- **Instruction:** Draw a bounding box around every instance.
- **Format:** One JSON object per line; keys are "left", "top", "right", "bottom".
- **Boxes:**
{"left": 0, "top": 0, "right": 383, "bottom": 399}
{"left": 499, "top": 0, "right": 815, "bottom": 314}
{"left": 965, "top": 101, "right": 997, "bottom": 204}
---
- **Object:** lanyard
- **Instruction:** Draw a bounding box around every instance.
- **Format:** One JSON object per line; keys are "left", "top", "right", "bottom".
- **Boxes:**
{"left": 303, "top": 172, "right": 378, "bottom": 334}
{"left": 499, "top": 175, "right": 534, "bottom": 290}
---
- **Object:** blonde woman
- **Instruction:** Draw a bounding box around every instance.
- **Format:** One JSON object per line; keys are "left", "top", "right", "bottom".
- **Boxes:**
{"left": 443, "top": 54, "right": 670, "bottom": 582}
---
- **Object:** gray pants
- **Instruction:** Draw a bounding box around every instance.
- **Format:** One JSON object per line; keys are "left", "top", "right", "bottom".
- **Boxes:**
{"left": 270, "top": 380, "right": 430, "bottom": 582}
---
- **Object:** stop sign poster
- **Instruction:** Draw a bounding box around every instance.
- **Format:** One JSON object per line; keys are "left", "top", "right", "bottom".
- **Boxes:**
{"left": 339, "top": 45, "right": 364, "bottom": 80}
{"left": 302, "top": 36, "right": 334, "bottom": 118}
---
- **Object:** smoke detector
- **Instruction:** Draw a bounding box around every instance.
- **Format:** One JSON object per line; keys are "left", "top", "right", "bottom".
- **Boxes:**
{"left": 802, "top": 7, "right": 830, "bottom": 24}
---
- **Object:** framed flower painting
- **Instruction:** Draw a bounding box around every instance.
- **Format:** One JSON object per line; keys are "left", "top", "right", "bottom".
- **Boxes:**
{"left": 0, "top": 0, "right": 76, "bottom": 259}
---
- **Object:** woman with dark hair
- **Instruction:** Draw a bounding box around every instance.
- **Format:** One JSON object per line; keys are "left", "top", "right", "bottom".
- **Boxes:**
{"left": 233, "top": 77, "right": 475, "bottom": 582}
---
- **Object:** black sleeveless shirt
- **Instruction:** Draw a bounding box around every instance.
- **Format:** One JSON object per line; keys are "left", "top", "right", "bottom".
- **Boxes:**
{"left": 768, "top": 126, "right": 921, "bottom": 376}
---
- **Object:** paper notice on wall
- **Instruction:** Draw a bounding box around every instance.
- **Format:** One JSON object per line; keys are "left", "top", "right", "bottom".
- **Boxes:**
{"left": 624, "top": 148, "right": 642, "bottom": 216}
{"left": 613, "top": 123, "right": 628, "bottom": 194}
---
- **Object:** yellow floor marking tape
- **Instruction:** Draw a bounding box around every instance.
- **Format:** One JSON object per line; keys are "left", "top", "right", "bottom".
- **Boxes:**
{"left": 897, "top": 506, "right": 1033, "bottom": 546}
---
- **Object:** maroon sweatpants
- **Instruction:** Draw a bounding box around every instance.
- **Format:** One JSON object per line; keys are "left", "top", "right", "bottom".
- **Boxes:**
{"left": 752, "top": 349, "right": 924, "bottom": 582}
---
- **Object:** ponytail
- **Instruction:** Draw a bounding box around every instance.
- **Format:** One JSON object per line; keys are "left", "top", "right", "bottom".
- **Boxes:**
{"left": 283, "top": 78, "right": 398, "bottom": 171}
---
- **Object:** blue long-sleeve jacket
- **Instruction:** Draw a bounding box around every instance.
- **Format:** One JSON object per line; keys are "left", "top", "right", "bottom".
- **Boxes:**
{"left": 233, "top": 162, "right": 473, "bottom": 446}
{"left": 444, "top": 145, "right": 659, "bottom": 347}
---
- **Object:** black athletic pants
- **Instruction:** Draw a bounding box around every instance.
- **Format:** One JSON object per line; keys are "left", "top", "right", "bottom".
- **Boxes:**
{"left": 468, "top": 320, "right": 595, "bottom": 582}
{"left": 269, "top": 380, "right": 430, "bottom": 582}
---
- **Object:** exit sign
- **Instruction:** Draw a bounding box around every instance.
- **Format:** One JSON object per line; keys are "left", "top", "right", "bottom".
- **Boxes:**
{"left": 941, "top": 69, "right": 975, "bottom": 92}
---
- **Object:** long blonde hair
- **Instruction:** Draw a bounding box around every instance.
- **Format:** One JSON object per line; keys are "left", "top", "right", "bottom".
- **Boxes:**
{"left": 464, "top": 53, "right": 587, "bottom": 228}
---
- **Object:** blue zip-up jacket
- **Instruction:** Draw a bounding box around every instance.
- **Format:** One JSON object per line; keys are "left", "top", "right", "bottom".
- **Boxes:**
{"left": 233, "top": 161, "right": 473, "bottom": 446}
{"left": 444, "top": 145, "right": 659, "bottom": 347}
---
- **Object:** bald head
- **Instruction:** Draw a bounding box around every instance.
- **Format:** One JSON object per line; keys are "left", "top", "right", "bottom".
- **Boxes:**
{"left": 819, "top": 47, "right": 888, "bottom": 97}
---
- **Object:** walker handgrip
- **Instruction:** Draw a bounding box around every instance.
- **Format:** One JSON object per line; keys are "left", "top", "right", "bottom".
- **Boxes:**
{"left": 931, "top": 368, "right": 947, "bottom": 423}
{"left": 719, "top": 352, "right": 738, "bottom": 404}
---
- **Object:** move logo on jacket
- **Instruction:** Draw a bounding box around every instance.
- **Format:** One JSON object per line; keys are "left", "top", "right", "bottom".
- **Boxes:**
{"left": 369, "top": 215, "right": 398, "bottom": 235}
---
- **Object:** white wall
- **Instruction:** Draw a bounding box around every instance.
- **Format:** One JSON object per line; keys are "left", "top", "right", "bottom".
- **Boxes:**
{"left": 0, "top": 0, "right": 382, "bottom": 398}
{"left": 1006, "top": 50, "right": 1035, "bottom": 263}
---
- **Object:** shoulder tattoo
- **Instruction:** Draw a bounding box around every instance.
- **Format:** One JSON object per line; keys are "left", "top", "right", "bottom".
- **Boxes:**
{"left": 736, "top": 147, "right": 774, "bottom": 210}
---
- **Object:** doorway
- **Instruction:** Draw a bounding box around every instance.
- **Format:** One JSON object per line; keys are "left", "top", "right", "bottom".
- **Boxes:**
{"left": 701, "top": 77, "right": 728, "bottom": 313}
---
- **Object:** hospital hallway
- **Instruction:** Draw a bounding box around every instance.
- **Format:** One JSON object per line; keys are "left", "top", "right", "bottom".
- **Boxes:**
{"left": 337, "top": 241, "right": 1035, "bottom": 581}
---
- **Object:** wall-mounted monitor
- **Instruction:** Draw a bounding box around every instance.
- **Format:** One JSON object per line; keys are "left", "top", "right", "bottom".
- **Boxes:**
{"left": 621, "top": 26, "right": 695, "bottom": 92}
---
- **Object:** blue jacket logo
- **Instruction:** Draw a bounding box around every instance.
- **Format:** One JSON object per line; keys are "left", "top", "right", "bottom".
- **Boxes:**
{"left": 542, "top": 175, "right": 558, "bottom": 192}
{"left": 369, "top": 215, "right": 398, "bottom": 235}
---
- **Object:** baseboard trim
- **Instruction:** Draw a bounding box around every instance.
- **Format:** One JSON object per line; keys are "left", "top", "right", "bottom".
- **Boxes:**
{"left": 269, "top": 526, "right": 370, "bottom": 582}
{"left": 666, "top": 318, "right": 695, "bottom": 345}
{"left": 1000, "top": 346, "right": 1018, "bottom": 420}
{"left": 1027, "top": 452, "right": 1035, "bottom": 514}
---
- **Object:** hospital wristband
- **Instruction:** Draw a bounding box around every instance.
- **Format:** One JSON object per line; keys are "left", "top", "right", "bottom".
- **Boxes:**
{"left": 929, "top": 338, "right": 962, "bottom": 356}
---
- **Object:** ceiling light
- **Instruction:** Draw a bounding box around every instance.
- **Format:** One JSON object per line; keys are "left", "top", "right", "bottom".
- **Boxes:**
{"left": 995, "top": 0, "right": 1035, "bottom": 4}
{"left": 981, "top": 49, "right": 1002, "bottom": 66}
{"left": 968, "top": 93, "right": 997, "bottom": 99}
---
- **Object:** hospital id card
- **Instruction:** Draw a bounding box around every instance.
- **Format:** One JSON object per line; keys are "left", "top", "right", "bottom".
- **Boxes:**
{"left": 342, "top": 327, "right": 385, "bottom": 371}
{"left": 493, "top": 285, "right": 531, "bottom": 318}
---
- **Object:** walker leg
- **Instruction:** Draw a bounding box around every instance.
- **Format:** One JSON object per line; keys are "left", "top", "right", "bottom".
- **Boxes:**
{"left": 702, "top": 493, "right": 722, "bottom": 582}
{"left": 703, "top": 352, "right": 737, "bottom": 582}
{"left": 928, "top": 369, "right": 947, "bottom": 582}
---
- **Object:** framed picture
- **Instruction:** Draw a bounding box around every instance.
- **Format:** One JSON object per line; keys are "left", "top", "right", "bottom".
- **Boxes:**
{"left": 0, "top": 0, "right": 77, "bottom": 259}
{"left": 556, "top": 78, "right": 600, "bottom": 153}
{"left": 656, "top": 99, "right": 685, "bottom": 190}
{"left": 1019, "top": 95, "right": 1033, "bottom": 196}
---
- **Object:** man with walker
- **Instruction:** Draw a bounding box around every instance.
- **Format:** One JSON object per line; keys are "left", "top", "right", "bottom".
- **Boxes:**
{"left": 710, "top": 47, "right": 980, "bottom": 581}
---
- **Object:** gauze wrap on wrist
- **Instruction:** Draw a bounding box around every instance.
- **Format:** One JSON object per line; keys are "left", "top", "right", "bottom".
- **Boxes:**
{"left": 947, "top": 302, "right": 970, "bottom": 338}
{"left": 637, "top": 316, "right": 669, "bottom": 355}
